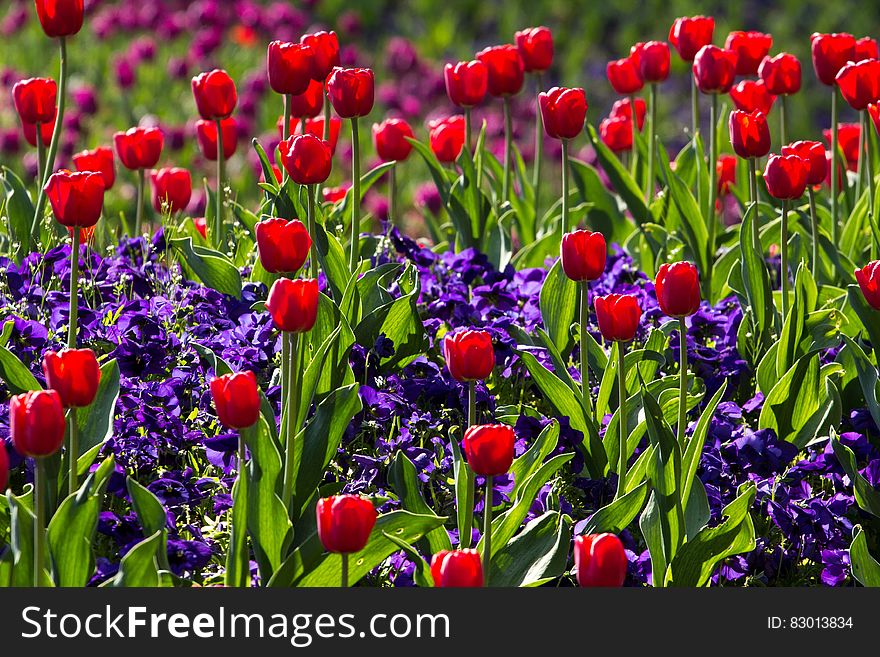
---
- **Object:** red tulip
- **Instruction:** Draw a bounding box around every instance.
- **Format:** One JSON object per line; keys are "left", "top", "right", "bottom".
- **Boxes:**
{"left": 323, "top": 185, "right": 350, "bottom": 204}
{"left": 22, "top": 114, "right": 55, "bottom": 147}
{"left": 693, "top": 45, "right": 737, "bottom": 94}
{"left": 150, "top": 167, "right": 192, "bottom": 214}
{"left": 428, "top": 115, "right": 466, "bottom": 163}
{"left": 610, "top": 97, "right": 646, "bottom": 130}
{"left": 835, "top": 59, "right": 880, "bottom": 111}
{"left": 12, "top": 77, "right": 56, "bottom": 125}
{"left": 10, "top": 390, "right": 65, "bottom": 458}
{"left": 35, "top": 0, "right": 83, "bottom": 38}
{"left": 42, "top": 348, "right": 100, "bottom": 408}
{"left": 476, "top": 45, "right": 525, "bottom": 97}
{"left": 372, "top": 118, "right": 414, "bottom": 162}
{"left": 782, "top": 140, "right": 827, "bottom": 186}
{"left": 561, "top": 230, "right": 606, "bottom": 282}
{"left": 431, "top": 549, "right": 484, "bottom": 587}
{"left": 515, "top": 26, "right": 553, "bottom": 73}
{"left": 194, "top": 217, "right": 207, "bottom": 239}
{"left": 191, "top": 69, "right": 237, "bottom": 120}
{"left": 113, "top": 127, "right": 163, "bottom": 170}
{"left": 606, "top": 56, "right": 643, "bottom": 95}
{"left": 266, "top": 277, "right": 319, "bottom": 333}
{"left": 444, "top": 60, "right": 488, "bottom": 108}
{"left": 443, "top": 329, "right": 495, "bottom": 381}
{"left": 632, "top": 41, "right": 670, "bottom": 83}
{"left": 539, "top": 87, "right": 587, "bottom": 140}
{"left": 764, "top": 153, "right": 809, "bottom": 199}
{"left": 729, "top": 79, "right": 776, "bottom": 116}
{"left": 856, "top": 261, "right": 880, "bottom": 310}
{"left": 72, "top": 146, "right": 115, "bottom": 190}
{"left": 0, "top": 440, "right": 7, "bottom": 491}
{"left": 724, "top": 31, "right": 773, "bottom": 76}
{"left": 288, "top": 79, "right": 325, "bottom": 119}
{"left": 462, "top": 424, "right": 515, "bottom": 477}
{"left": 44, "top": 169, "right": 104, "bottom": 228}
{"left": 574, "top": 533, "right": 627, "bottom": 587}
{"left": 717, "top": 154, "right": 737, "bottom": 195}
{"left": 210, "top": 370, "right": 260, "bottom": 430}
{"left": 292, "top": 116, "right": 341, "bottom": 154}
{"left": 196, "top": 118, "right": 238, "bottom": 161}
{"left": 824, "top": 123, "right": 861, "bottom": 171}
{"left": 599, "top": 115, "right": 632, "bottom": 152}
{"left": 255, "top": 218, "right": 311, "bottom": 274}
{"left": 759, "top": 53, "right": 802, "bottom": 96}
{"left": 870, "top": 103, "right": 880, "bottom": 135}
{"left": 278, "top": 134, "right": 332, "bottom": 185}
{"left": 655, "top": 262, "right": 701, "bottom": 317}
{"left": 267, "top": 40, "right": 312, "bottom": 96}
{"left": 300, "top": 31, "right": 340, "bottom": 82}
{"left": 316, "top": 495, "right": 377, "bottom": 554}
{"left": 327, "top": 67, "right": 374, "bottom": 119}
{"left": 811, "top": 32, "right": 856, "bottom": 86}
{"left": 855, "top": 37, "right": 880, "bottom": 62}
{"left": 729, "top": 110, "right": 771, "bottom": 159}
{"left": 594, "top": 293, "right": 642, "bottom": 342}
{"left": 668, "top": 16, "right": 715, "bottom": 62}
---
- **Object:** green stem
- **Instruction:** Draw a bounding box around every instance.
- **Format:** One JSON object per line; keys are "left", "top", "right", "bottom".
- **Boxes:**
{"left": 34, "top": 458, "right": 45, "bottom": 588}
{"left": 464, "top": 107, "right": 472, "bottom": 154}
{"left": 68, "top": 408, "right": 78, "bottom": 495}
{"left": 281, "top": 332, "right": 300, "bottom": 510}
{"left": 780, "top": 94, "right": 787, "bottom": 146}
{"left": 706, "top": 93, "right": 718, "bottom": 290}
{"left": 560, "top": 139, "right": 570, "bottom": 234}
{"left": 281, "top": 323, "right": 289, "bottom": 429}
{"left": 341, "top": 552, "right": 349, "bottom": 587}
{"left": 533, "top": 73, "right": 544, "bottom": 221}
{"left": 349, "top": 118, "right": 361, "bottom": 271}
{"left": 461, "top": 380, "right": 476, "bottom": 550}
{"left": 831, "top": 90, "right": 839, "bottom": 244}
{"left": 502, "top": 97, "right": 512, "bottom": 201}
{"left": 616, "top": 342, "right": 627, "bottom": 499}
{"left": 579, "top": 281, "right": 592, "bottom": 420}
{"left": 307, "top": 185, "right": 318, "bottom": 279}
{"left": 215, "top": 118, "right": 226, "bottom": 245}
{"left": 134, "top": 168, "right": 145, "bottom": 237}
{"left": 282, "top": 93, "right": 291, "bottom": 185}
{"left": 646, "top": 83, "right": 657, "bottom": 204}
{"left": 857, "top": 110, "right": 866, "bottom": 202}
{"left": 35, "top": 122, "right": 45, "bottom": 184}
{"left": 482, "top": 475, "right": 493, "bottom": 587}
{"left": 866, "top": 109, "right": 876, "bottom": 221}
{"left": 781, "top": 200, "right": 790, "bottom": 321}
{"left": 808, "top": 187, "right": 819, "bottom": 281}
{"left": 31, "top": 37, "right": 67, "bottom": 238}
{"left": 68, "top": 227, "right": 80, "bottom": 348}
{"left": 389, "top": 164, "right": 397, "bottom": 228}
{"left": 749, "top": 157, "right": 759, "bottom": 249}
{"left": 323, "top": 92, "right": 331, "bottom": 141}
{"left": 677, "top": 317, "right": 688, "bottom": 446}
{"left": 691, "top": 75, "right": 702, "bottom": 216}
{"left": 629, "top": 94, "right": 639, "bottom": 178}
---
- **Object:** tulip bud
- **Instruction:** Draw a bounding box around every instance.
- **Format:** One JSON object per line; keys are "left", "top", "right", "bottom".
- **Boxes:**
{"left": 599, "top": 115, "right": 632, "bottom": 152}
{"left": 594, "top": 294, "right": 642, "bottom": 342}
{"left": 835, "top": 59, "right": 880, "bottom": 111}
{"left": 717, "top": 154, "right": 737, "bottom": 195}
{"left": 301, "top": 31, "right": 340, "bottom": 82}
{"left": 610, "top": 98, "right": 646, "bottom": 130}
{"left": 113, "top": 127, "right": 164, "bottom": 170}
{"left": 266, "top": 278, "right": 319, "bottom": 333}
{"left": 476, "top": 45, "right": 525, "bottom": 97}
{"left": 444, "top": 61, "right": 488, "bottom": 108}
{"left": 428, "top": 115, "right": 466, "bottom": 163}
{"left": 192, "top": 69, "right": 237, "bottom": 120}
{"left": 668, "top": 15, "right": 715, "bottom": 62}
{"left": 256, "top": 218, "right": 311, "bottom": 274}
{"left": 764, "top": 153, "right": 809, "bottom": 200}
{"left": 729, "top": 79, "right": 776, "bottom": 116}
{"left": 210, "top": 370, "right": 260, "bottom": 430}
{"left": 327, "top": 67, "right": 375, "bottom": 119}
{"left": 606, "top": 56, "right": 643, "bottom": 95}
{"left": 539, "top": 87, "right": 587, "bottom": 140}
{"left": 854, "top": 37, "right": 880, "bottom": 62}
{"left": 561, "top": 230, "right": 606, "bottom": 282}
{"left": 811, "top": 32, "right": 856, "bottom": 86}
{"left": 574, "top": 533, "right": 627, "bottom": 587}
{"left": 196, "top": 118, "right": 238, "bottom": 161}
{"left": 443, "top": 329, "right": 495, "bottom": 381}
{"left": 431, "top": 549, "right": 484, "bottom": 587}
{"left": 758, "top": 53, "right": 802, "bottom": 96}
{"left": 823, "top": 123, "right": 861, "bottom": 172}
{"left": 515, "top": 27, "right": 553, "bottom": 73}
{"left": 856, "top": 261, "right": 880, "bottom": 310}
{"left": 633, "top": 41, "right": 670, "bottom": 83}
{"left": 44, "top": 170, "right": 105, "bottom": 228}
{"left": 781, "top": 140, "right": 827, "bottom": 187}
{"left": 10, "top": 390, "right": 66, "bottom": 458}
{"left": 42, "top": 349, "right": 101, "bottom": 408}
{"left": 463, "top": 424, "right": 515, "bottom": 477}
{"left": 279, "top": 134, "right": 332, "bottom": 185}
{"left": 12, "top": 77, "right": 56, "bottom": 125}
{"left": 729, "top": 110, "right": 771, "bottom": 159}
{"left": 288, "top": 79, "right": 325, "bottom": 119}
{"left": 73, "top": 147, "right": 115, "bottom": 190}
{"left": 194, "top": 217, "right": 207, "bottom": 239}
{"left": 724, "top": 31, "right": 773, "bottom": 76}
{"left": 372, "top": 118, "right": 415, "bottom": 162}
{"left": 35, "top": 0, "right": 83, "bottom": 38}
{"left": 693, "top": 45, "right": 737, "bottom": 94}
{"left": 267, "top": 40, "right": 313, "bottom": 96}
{"left": 655, "top": 262, "right": 701, "bottom": 317}
{"left": 316, "top": 495, "right": 377, "bottom": 554}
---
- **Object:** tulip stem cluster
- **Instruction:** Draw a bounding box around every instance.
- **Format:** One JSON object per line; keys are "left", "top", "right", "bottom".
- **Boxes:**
{"left": 501, "top": 97, "right": 513, "bottom": 201}
{"left": 615, "top": 343, "right": 628, "bottom": 499}
{"left": 482, "top": 475, "right": 493, "bottom": 586}
{"left": 349, "top": 118, "right": 361, "bottom": 272}
{"left": 579, "top": 282, "right": 592, "bottom": 419}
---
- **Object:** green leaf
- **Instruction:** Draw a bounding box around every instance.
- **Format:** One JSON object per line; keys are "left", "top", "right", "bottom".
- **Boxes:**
{"left": 381, "top": 531, "right": 434, "bottom": 588}
{"left": 850, "top": 525, "right": 880, "bottom": 587}
{"left": 576, "top": 480, "right": 650, "bottom": 535}
{"left": 509, "top": 420, "right": 560, "bottom": 493}
{"left": 76, "top": 358, "right": 120, "bottom": 455}
{"left": 840, "top": 336, "right": 880, "bottom": 432}
{"left": 171, "top": 236, "right": 242, "bottom": 298}
{"left": 107, "top": 531, "right": 169, "bottom": 588}
{"left": 312, "top": 222, "right": 350, "bottom": 301}
{"left": 569, "top": 158, "right": 634, "bottom": 247}
{"left": 47, "top": 456, "right": 115, "bottom": 586}
{"left": 586, "top": 124, "right": 650, "bottom": 225}
{"left": 539, "top": 259, "right": 578, "bottom": 356}
{"left": 224, "top": 472, "right": 250, "bottom": 588}
{"left": 489, "top": 511, "right": 571, "bottom": 587}
{"left": 450, "top": 437, "right": 475, "bottom": 549}
{"left": 7, "top": 489, "right": 52, "bottom": 587}
{"left": 831, "top": 435, "right": 880, "bottom": 518}
{"left": 681, "top": 382, "right": 727, "bottom": 509}
{"left": 848, "top": 284, "right": 880, "bottom": 358}
{"left": 0, "top": 345, "right": 41, "bottom": 394}
{"left": 738, "top": 205, "right": 776, "bottom": 363}
{"left": 658, "top": 144, "right": 709, "bottom": 274}
{"left": 2, "top": 166, "right": 35, "bottom": 262}
{"left": 388, "top": 452, "right": 452, "bottom": 555}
